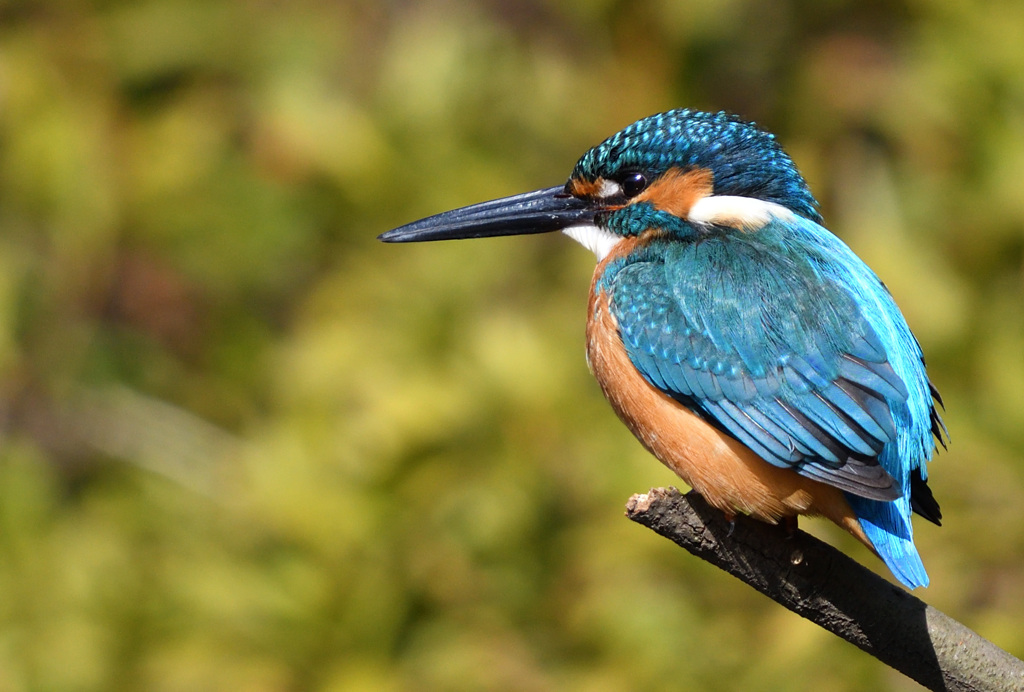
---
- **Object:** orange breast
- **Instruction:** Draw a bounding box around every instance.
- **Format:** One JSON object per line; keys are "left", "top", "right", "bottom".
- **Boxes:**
{"left": 585, "top": 245, "right": 872, "bottom": 548}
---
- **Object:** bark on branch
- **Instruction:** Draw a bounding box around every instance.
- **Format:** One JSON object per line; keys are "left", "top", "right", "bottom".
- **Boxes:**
{"left": 625, "top": 487, "right": 1024, "bottom": 692}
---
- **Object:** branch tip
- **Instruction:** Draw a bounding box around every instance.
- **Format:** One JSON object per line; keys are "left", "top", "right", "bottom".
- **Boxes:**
{"left": 625, "top": 487, "right": 1024, "bottom": 692}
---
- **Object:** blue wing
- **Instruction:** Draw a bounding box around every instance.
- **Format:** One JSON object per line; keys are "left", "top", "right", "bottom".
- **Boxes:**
{"left": 605, "top": 220, "right": 930, "bottom": 502}
{"left": 603, "top": 216, "right": 942, "bottom": 588}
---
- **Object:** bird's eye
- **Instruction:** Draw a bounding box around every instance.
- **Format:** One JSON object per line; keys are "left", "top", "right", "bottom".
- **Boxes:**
{"left": 620, "top": 171, "right": 648, "bottom": 198}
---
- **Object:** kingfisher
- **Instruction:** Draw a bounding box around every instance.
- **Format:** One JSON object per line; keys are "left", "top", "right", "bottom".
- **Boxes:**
{"left": 380, "top": 109, "right": 946, "bottom": 589}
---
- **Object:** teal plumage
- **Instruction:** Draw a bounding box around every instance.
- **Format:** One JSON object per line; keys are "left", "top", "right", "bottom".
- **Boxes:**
{"left": 603, "top": 216, "right": 941, "bottom": 588}
{"left": 381, "top": 108, "right": 945, "bottom": 589}
{"left": 574, "top": 109, "right": 821, "bottom": 223}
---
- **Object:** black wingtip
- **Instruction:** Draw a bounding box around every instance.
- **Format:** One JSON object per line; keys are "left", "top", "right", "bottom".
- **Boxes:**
{"left": 910, "top": 467, "right": 942, "bottom": 526}
{"left": 928, "top": 381, "right": 949, "bottom": 450}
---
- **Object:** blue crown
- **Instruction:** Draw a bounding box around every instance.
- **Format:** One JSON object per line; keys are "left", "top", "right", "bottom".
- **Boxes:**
{"left": 572, "top": 109, "right": 821, "bottom": 223}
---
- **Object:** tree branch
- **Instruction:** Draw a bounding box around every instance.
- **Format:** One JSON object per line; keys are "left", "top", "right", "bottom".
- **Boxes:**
{"left": 625, "top": 487, "right": 1024, "bottom": 692}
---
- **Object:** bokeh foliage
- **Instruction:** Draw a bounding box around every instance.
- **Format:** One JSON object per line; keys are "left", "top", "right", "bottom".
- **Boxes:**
{"left": 0, "top": 0, "right": 1022, "bottom": 690}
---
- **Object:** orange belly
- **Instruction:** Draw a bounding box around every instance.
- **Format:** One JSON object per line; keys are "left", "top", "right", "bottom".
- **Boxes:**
{"left": 586, "top": 266, "right": 873, "bottom": 551}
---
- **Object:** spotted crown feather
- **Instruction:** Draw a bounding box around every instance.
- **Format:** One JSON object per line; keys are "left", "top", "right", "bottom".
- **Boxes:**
{"left": 572, "top": 109, "right": 822, "bottom": 224}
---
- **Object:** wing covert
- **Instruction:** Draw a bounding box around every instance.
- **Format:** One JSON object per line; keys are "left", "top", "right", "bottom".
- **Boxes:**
{"left": 607, "top": 233, "right": 908, "bottom": 501}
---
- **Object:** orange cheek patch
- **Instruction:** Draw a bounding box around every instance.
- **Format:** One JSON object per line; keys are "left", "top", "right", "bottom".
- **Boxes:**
{"left": 636, "top": 167, "right": 714, "bottom": 218}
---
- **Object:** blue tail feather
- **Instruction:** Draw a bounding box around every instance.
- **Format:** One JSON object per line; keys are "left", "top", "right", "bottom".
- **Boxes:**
{"left": 846, "top": 492, "right": 929, "bottom": 589}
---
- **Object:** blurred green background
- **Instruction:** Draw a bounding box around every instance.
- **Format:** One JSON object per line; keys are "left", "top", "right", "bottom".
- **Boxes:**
{"left": 0, "top": 0, "right": 1022, "bottom": 690}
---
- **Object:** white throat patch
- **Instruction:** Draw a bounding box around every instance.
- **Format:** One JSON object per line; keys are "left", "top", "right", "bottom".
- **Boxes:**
{"left": 562, "top": 224, "right": 621, "bottom": 261}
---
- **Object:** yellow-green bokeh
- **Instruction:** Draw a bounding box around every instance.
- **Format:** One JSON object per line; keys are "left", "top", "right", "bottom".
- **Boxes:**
{"left": 0, "top": 1, "right": 1021, "bottom": 690}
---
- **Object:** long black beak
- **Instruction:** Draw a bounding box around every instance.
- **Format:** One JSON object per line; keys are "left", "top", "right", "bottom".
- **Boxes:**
{"left": 378, "top": 185, "right": 597, "bottom": 242}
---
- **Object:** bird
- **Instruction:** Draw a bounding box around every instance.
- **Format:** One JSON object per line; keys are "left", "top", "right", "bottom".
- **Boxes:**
{"left": 379, "top": 108, "right": 946, "bottom": 589}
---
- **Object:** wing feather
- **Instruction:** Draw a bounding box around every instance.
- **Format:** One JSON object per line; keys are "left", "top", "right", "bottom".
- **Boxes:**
{"left": 607, "top": 229, "right": 907, "bottom": 501}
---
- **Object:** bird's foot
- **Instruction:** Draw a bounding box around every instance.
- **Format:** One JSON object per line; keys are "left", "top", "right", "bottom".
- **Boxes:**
{"left": 725, "top": 511, "right": 737, "bottom": 537}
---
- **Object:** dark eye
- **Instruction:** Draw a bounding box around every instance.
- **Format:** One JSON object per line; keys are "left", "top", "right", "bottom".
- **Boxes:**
{"left": 620, "top": 171, "right": 648, "bottom": 197}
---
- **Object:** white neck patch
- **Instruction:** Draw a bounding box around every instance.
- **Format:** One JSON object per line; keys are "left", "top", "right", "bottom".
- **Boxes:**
{"left": 562, "top": 224, "right": 621, "bottom": 261}
{"left": 688, "top": 195, "right": 794, "bottom": 230}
